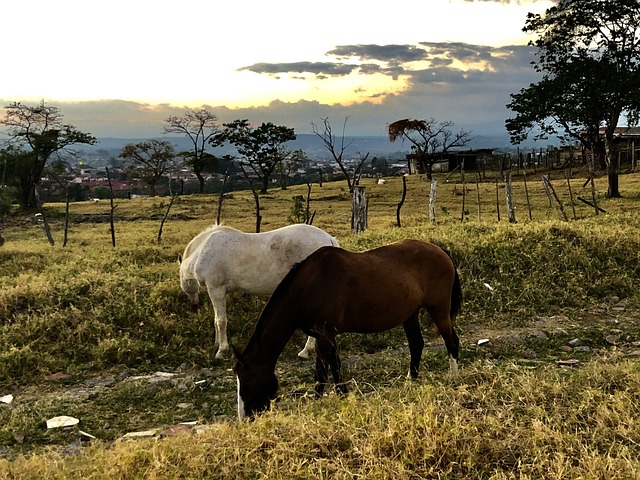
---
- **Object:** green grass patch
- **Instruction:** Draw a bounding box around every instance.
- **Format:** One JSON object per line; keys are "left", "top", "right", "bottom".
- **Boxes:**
{"left": 0, "top": 172, "right": 639, "bottom": 476}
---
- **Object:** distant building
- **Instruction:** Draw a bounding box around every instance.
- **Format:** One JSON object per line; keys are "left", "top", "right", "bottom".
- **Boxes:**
{"left": 596, "top": 126, "right": 640, "bottom": 167}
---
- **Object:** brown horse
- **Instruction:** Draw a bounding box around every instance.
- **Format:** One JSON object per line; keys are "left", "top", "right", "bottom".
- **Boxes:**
{"left": 233, "top": 239, "right": 462, "bottom": 419}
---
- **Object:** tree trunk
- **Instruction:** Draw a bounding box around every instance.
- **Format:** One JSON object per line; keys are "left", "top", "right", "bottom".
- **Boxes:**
{"left": 351, "top": 186, "right": 367, "bottom": 234}
{"left": 603, "top": 132, "right": 621, "bottom": 198}
{"left": 606, "top": 155, "right": 621, "bottom": 198}
{"left": 19, "top": 177, "right": 37, "bottom": 209}
{"left": 260, "top": 176, "right": 269, "bottom": 194}
{"left": 195, "top": 170, "right": 205, "bottom": 194}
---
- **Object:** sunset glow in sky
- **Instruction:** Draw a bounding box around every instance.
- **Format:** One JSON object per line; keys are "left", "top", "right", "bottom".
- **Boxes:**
{"left": 1, "top": 0, "right": 555, "bottom": 137}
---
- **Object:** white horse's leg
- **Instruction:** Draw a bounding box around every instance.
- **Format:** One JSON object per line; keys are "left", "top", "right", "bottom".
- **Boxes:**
{"left": 297, "top": 336, "right": 316, "bottom": 359}
{"left": 206, "top": 286, "right": 229, "bottom": 359}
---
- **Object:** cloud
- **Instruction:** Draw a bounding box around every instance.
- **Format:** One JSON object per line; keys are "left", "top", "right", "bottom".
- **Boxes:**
{"left": 233, "top": 41, "right": 540, "bottom": 136}
{"left": 239, "top": 41, "right": 536, "bottom": 88}
{"left": 3, "top": 41, "right": 540, "bottom": 140}
{"left": 241, "top": 41, "right": 535, "bottom": 81}
{"left": 458, "top": 0, "right": 540, "bottom": 3}
{"left": 239, "top": 62, "right": 360, "bottom": 77}
{"left": 326, "top": 44, "right": 428, "bottom": 65}
{"left": 458, "top": 0, "right": 558, "bottom": 3}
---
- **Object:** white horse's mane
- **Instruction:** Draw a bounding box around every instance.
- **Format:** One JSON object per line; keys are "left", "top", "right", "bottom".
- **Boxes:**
{"left": 203, "top": 223, "right": 238, "bottom": 234}
{"left": 182, "top": 224, "right": 240, "bottom": 259}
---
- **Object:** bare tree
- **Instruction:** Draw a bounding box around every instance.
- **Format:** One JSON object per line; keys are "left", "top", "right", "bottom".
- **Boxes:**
{"left": 388, "top": 118, "right": 471, "bottom": 179}
{"left": 164, "top": 109, "right": 222, "bottom": 193}
{"left": 312, "top": 117, "right": 368, "bottom": 192}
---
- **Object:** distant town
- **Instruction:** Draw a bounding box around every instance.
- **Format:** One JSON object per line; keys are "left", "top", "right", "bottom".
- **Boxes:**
{"left": 39, "top": 132, "right": 532, "bottom": 202}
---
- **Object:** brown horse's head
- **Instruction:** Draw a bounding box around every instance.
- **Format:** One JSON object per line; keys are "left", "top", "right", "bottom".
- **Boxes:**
{"left": 233, "top": 346, "right": 278, "bottom": 420}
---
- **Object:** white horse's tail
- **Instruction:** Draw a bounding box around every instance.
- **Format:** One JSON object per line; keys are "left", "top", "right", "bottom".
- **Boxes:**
{"left": 330, "top": 235, "right": 341, "bottom": 247}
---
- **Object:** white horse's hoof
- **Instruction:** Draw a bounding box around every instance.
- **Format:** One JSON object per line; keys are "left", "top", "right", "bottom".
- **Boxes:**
{"left": 215, "top": 349, "right": 229, "bottom": 359}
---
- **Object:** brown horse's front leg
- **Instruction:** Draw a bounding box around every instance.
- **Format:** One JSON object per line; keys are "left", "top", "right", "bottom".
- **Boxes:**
{"left": 329, "top": 344, "right": 348, "bottom": 395}
{"left": 314, "top": 337, "right": 331, "bottom": 397}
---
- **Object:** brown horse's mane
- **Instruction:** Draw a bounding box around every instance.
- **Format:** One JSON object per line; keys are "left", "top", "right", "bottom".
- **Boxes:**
{"left": 247, "top": 246, "right": 335, "bottom": 348}
{"left": 247, "top": 260, "right": 305, "bottom": 346}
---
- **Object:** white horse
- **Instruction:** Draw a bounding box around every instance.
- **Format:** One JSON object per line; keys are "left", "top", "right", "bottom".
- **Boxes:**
{"left": 179, "top": 224, "right": 340, "bottom": 359}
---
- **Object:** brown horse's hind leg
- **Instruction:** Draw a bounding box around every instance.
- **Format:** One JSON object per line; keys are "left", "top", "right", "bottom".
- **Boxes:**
{"left": 428, "top": 306, "right": 460, "bottom": 374}
{"left": 402, "top": 310, "right": 424, "bottom": 379}
{"left": 314, "top": 336, "right": 347, "bottom": 396}
{"left": 314, "top": 337, "right": 332, "bottom": 397}
{"left": 331, "top": 348, "right": 347, "bottom": 395}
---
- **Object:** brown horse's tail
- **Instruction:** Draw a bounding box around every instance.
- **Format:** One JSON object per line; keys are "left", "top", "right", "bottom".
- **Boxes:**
{"left": 443, "top": 249, "right": 462, "bottom": 322}
{"left": 450, "top": 267, "right": 462, "bottom": 322}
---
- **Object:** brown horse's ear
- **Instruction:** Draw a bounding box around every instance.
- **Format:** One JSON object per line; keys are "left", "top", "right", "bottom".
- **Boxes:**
{"left": 177, "top": 253, "right": 183, "bottom": 265}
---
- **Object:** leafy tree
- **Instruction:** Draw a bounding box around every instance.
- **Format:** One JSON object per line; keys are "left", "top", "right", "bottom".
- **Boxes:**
{"left": 220, "top": 120, "right": 296, "bottom": 194}
{"left": 119, "top": 139, "right": 176, "bottom": 195}
{"left": 506, "top": 58, "right": 607, "bottom": 169}
{"left": 506, "top": 0, "right": 640, "bottom": 197}
{"left": 39, "top": 158, "right": 76, "bottom": 203}
{"left": 387, "top": 118, "right": 471, "bottom": 179}
{"left": 311, "top": 117, "right": 368, "bottom": 192}
{"left": 0, "top": 146, "right": 20, "bottom": 214}
{"left": 0, "top": 101, "right": 96, "bottom": 208}
{"left": 164, "top": 109, "right": 222, "bottom": 194}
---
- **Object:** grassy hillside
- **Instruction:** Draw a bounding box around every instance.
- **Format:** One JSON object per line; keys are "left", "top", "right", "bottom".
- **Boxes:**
{"left": 1, "top": 170, "right": 639, "bottom": 478}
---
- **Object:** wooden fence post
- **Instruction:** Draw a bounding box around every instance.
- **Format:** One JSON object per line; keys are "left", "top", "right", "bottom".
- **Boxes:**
{"left": 589, "top": 175, "right": 601, "bottom": 216}
{"left": 106, "top": 167, "right": 116, "bottom": 247}
{"left": 352, "top": 185, "right": 367, "bottom": 234}
{"left": 495, "top": 177, "right": 501, "bottom": 222}
{"left": 396, "top": 175, "right": 407, "bottom": 228}
{"left": 565, "top": 170, "right": 577, "bottom": 220}
{"left": 429, "top": 178, "right": 437, "bottom": 224}
{"left": 34, "top": 189, "right": 55, "bottom": 246}
{"left": 460, "top": 163, "right": 466, "bottom": 223}
{"left": 475, "top": 172, "right": 481, "bottom": 221}
{"left": 504, "top": 171, "right": 516, "bottom": 223}
{"left": 216, "top": 166, "right": 232, "bottom": 225}
{"left": 542, "top": 175, "right": 568, "bottom": 221}
{"left": 523, "top": 171, "right": 532, "bottom": 221}
{"left": 542, "top": 175, "right": 555, "bottom": 207}
{"left": 63, "top": 188, "right": 70, "bottom": 247}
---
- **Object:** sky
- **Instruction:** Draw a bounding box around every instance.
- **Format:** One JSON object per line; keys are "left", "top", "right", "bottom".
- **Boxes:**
{"left": 1, "top": 0, "right": 555, "bottom": 139}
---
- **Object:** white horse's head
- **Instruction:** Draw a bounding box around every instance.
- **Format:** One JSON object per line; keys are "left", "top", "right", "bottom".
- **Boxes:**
{"left": 178, "top": 254, "right": 200, "bottom": 305}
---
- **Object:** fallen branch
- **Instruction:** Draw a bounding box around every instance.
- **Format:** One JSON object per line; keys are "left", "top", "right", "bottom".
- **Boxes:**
{"left": 576, "top": 196, "right": 607, "bottom": 213}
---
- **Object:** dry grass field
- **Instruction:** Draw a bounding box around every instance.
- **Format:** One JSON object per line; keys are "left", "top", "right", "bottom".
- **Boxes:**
{"left": 0, "top": 168, "right": 639, "bottom": 478}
